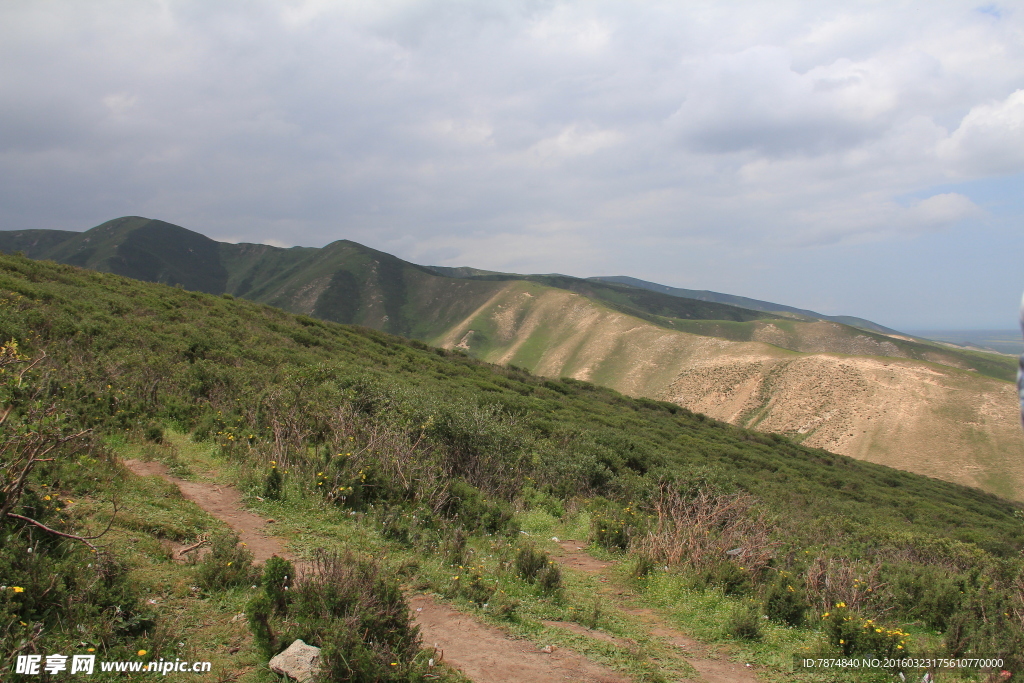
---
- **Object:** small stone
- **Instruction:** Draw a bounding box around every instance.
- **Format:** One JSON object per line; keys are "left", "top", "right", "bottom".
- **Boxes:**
{"left": 269, "top": 639, "right": 321, "bottom": 683}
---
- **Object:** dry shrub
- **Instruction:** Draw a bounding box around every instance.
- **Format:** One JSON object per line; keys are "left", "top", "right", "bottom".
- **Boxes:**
{"left": 635, "top": 484, "right": 777, "bottom": 578}
{"left": 804, "top": 554, "right": 885, "bottom": 614}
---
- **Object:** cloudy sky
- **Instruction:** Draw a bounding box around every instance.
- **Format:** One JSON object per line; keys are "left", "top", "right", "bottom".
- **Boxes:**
{"left": 2, "top": 1, "right": 1023, "bottom": 329}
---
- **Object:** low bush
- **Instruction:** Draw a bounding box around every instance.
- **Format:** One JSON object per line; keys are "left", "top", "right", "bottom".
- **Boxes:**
{"left": 589, "top": 498, "right": 641, "bottom": 550}
{"left": 144, "top": 421, "right": 164, "bottom": 443}
{"left": 247, "top": 549, "right": 426, "bottom": 681}
{"left": 262, "top": 464, "right": 283, "bottom": 501}
{"left": 761, "top": 570, "right": 807, "bottom": 626}
{"left": 195, "top": 532, "right": 258, "bottom": 592}
{"left": 514, "top": 543, "right": 548, "bottom": 582}
{"left": 725, "top": 600, "right": 762, "bottom": 641}
{"left": 442, "top": 480, "right": 517, "bottom": 535}
{"left": 262, "top": 555, "right": 294, "bottom": 613}
{"left": 448, "top": 566, "right": 494, "bottom": 607}
{"left": 821, "top": 604, "right": 909, "bottom": 658}
{"left": 537, "top": 562, "right": 562, "bottom": 596}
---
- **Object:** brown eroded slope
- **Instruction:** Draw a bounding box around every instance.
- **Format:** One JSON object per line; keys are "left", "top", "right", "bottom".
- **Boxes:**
{"left": 663, "top": 352, "right": 1024, "bottom": 501}
{"left": 437, "top": 286, "right": 1024, "bottom": 501}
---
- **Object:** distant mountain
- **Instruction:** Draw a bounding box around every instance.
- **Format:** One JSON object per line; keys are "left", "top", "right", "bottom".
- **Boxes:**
{"left": 589, "top": 275, "right": 902, "bottom": 335}
{"left": 3, "top": 217, "right": 1022, "bottom": 499}
{"left": 907, "top": 329, "right": 1024, "bottom": 357}
{"left": 0, "top": 217, "right": 781, "bottom": 336}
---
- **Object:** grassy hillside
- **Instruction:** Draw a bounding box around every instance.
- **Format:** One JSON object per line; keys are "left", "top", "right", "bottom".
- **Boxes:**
{"left": 3, "top": 217, "right": 1021, "bottom": 506}
{"left": 1, "top": 253, "right": 1024, "bottom": 680}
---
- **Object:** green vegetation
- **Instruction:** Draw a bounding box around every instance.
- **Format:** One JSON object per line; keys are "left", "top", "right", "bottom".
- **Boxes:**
{"left": 1, "top": 252, "right": 1023, "bottom": 681}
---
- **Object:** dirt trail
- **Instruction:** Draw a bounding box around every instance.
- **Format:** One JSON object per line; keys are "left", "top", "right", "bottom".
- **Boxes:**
{"left": 413, "top": 595, "right": 629, "bottom": 683}
{"left": 552, "top": 540, "right": 763, "bottom": 683}
{"left": 123, "top": 459, "right": 293, "bottom": 564}
{"left": 123, "top": 459, "right": 630, "bottom": 683}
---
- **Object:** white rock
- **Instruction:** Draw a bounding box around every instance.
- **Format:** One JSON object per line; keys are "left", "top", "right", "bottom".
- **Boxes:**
{"left": 269, "top": 639, "right": 321, "bottom": 683}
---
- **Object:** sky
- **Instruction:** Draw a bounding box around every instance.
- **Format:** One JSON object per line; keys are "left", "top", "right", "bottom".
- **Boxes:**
{"left": 2, "top": 1, "right": 1023, "bottom": 330}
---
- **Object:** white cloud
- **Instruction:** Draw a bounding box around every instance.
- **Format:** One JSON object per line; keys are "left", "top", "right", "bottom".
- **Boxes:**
{"left": 526, "top": 124, "right": 622, "bottom": 162}
{"left": 939, "top": 89, "right": 1024, "bottom": 176}
{"left": 907, "top": 192, "right": 981, "bottom": 227}
{"left": 1, "top": 0, "right": 1023, "bottom": 326}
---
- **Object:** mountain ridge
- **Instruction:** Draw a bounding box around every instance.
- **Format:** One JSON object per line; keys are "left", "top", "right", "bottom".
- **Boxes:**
{"left": 589, "top": 274, "right": 904, "bottom": 335}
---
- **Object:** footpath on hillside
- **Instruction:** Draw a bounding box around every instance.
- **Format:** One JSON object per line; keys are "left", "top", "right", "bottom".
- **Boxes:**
{"left": 550, "top": 541, "right": 762, "bottom": 683}
{"left": 123, "top": 458, "right": 763, "bottom": 683}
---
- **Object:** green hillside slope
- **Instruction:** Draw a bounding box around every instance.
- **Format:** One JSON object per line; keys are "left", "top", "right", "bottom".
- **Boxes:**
{"left": 1, "top": 253, "right": 1023, "bottom": 677}
{"left": 2, "top": 217, "right": 1019, "bottom": 505}
{"left": 0, "top": 228, "right": 80, "bottom": 257}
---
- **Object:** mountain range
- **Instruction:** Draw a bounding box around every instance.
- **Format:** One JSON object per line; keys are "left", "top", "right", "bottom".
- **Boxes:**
{"left": 3, "top": 216, "right": 1022, "bottom": 500}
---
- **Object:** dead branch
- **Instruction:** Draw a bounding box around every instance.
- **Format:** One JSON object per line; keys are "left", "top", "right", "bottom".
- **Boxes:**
{"left": 6, "top": 500, "right": 119, "bottom": 553}
{"left": 179, "top": 536, "right": 210, "bottom": 557}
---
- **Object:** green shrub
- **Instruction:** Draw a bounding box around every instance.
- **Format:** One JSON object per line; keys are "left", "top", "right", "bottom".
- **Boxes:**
{"left": 262, "top": 465, "right": 283, "bottom": 501}
{"left": 514, "top": 543, "right": 548, "bottom": 583}
{"left": 0, "top": 531, "right": 153, "bottom": 654}
{"left": 262, "top": 555, "right": 294, "bottom": 613}
{"left": 144, "top": 421, "right": 164, "bottom": 443}
{"left": 379, "top": 507, "right": 415, "bottom": 547}
{"left": 449, "top": 567, "right": 494, "bottom": 607}
{"left": 821, "top": 604, "right": 909, "bottom": 657}
{"left": 589, "top": 499, "right": 641, "bottom": 550}
{"left": 246, "top": 592, "right": 276, "bottom": 658}
{"left": 442, "top": 480, "right": 517, "bottom": 535}
{"left": 537, "top": 562, "right": 562, "bottom": 596}
{"left": 942, "top": 583, "right": 1024, "bottom": 668}
{"left": 699, "top": 560, "right": 753, "bottom": 596}
{"left": 522, "top": 485, "right": 565, "bottom": 518}
{"left": 195, "top": 532, "right": 257, "bottom": 592}
{"left": 257, "top": 550, "right": 423, "bottom": 681}
{"left": 761, "top": 571, "right": 807, "bottom": 626}
{"left": 725, "top": 601, "right": 763, "bottom": 641}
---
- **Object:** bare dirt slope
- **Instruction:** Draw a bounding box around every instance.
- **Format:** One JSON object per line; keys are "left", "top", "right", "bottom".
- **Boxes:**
{"left": 663, "top": 352, "right": 1024, "bottom": 501}
{"left": 436, "top": 286, "right": 1024, "bottom": 501}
